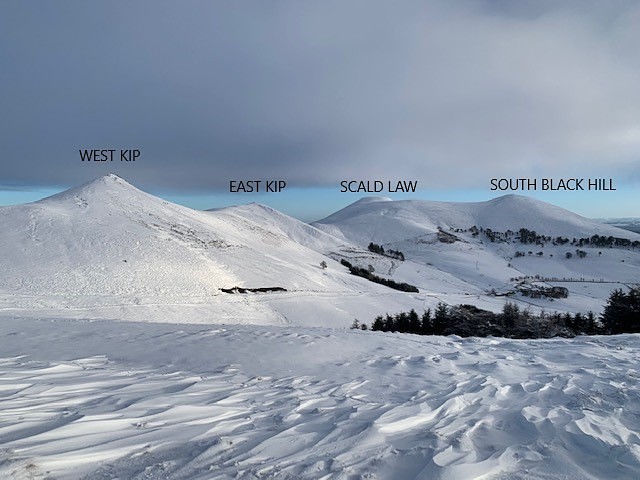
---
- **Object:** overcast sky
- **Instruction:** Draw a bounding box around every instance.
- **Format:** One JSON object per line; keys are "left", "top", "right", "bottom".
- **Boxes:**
{"left": 1, "top": 1, "right": 639, "bottom": 218}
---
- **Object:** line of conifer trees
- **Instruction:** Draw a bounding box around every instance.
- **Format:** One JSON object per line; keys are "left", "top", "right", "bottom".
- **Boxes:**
{"left": 365, "top": 287, "right": 640, "bottom": 338}
{"left": 340, "top": 259, "right": 419, "bottom": 293}
{"left": 367, "top": 242, "right": 405, "bottom": 261}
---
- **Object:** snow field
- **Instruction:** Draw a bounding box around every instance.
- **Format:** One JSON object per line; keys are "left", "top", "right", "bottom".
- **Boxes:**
{"left": 1, "top": 317, "right": 639, "bottom": 479}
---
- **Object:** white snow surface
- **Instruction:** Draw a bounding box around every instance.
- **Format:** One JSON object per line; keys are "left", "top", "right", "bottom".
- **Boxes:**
{"left": 1, "top": 317, "right": 639, "bottom": 480}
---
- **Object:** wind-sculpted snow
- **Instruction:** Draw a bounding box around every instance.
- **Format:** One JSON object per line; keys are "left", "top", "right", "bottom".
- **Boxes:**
{"left": 1, "top": 317, "right": 640, "bottom": 479}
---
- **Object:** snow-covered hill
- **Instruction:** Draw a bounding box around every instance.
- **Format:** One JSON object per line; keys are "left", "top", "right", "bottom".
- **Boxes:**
{"left": 600, "top": 217, "right": 640, "bottom": 234}
{"left": 314, "top": 195, "right": 639, "bottom": 245}
{"left": 1, "top": 175, "right": 637, "bottom": 322}
{"left": 314, "top": 196, "right": 640, "bottom": 315}
{"left": 0, "top": 175, "right": 423, "bottom": 325}
{"left": 210, "top": 202, "right": 358, "bottom": 256}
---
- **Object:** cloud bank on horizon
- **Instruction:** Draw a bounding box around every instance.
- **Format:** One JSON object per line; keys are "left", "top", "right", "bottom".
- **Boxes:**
{"left": 1, "top": 0, "right": 639, "bottom": 192}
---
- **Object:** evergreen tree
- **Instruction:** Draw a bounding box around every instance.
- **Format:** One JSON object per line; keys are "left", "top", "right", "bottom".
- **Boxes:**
{"left": 432, "top": 303, "right": 448, "bottom": 335}
{"left": 602, "top": 287, "right": 640, "bottom": 334}
{"left": 501, "top": 302, "right": 519, "bottom": 329}
{"left": 572, "top": 312, "right": 583, "bottom": 333}
{"left": 396, "top": 312, "right": 409, "bottom": 332}
{"left": 421, "top": 309, "right": 433, "bottom": 335}
{"left": 383, "top": 313, "right": 395, "bottom": 332}
{"left": 408, "top": 309, "right": 420, "bottom": 334}
{"left": 585, "top": 311, "right": 597, "bottom": 334}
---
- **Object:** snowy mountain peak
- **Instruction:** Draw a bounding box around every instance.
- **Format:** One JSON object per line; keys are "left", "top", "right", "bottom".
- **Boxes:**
{"left": 352, "top": 196, "right": 393, "bottom": 205}
{"left": 37, "top": 173, "right": 151, "bottom": 206}
{"left": 247, "top": 202, "right": 279, "bottom": 214}
{"left": 487, "top": 193, "right": 545, "bottom": 208}
{"left": 105, "top": 172, "right": 124, "bottom": 180}
{"left": 74, "top": 173, "right": 137, "bottom": 191}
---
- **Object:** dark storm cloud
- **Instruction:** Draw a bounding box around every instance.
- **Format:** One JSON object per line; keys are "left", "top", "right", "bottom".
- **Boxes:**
{"left": 1, "top": 0, "right": 639, "bottom": 192}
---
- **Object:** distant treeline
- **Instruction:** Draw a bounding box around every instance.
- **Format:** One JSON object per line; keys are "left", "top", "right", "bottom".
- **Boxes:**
{"left": 367, "top": 242, "right": 405, "bottom": 261}
{"left": 455, "top": 226, "right": 640, "bottom": 249}
{"left": 341, "top": 259, "right": 418, "bottom": 293}
{"left": 516, "top": 228, "right": 639, "bottom": 249}
{"left": 361, "top": 287, "right": 640, "bottom": 338}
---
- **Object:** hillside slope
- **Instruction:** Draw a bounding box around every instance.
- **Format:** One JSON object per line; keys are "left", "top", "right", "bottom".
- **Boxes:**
{"left": 0, "top": 175, "right": 419, "bottom": 325}
{"left": 313, "top": 196, "right": 640, "bottom": 315}
{"left": 211, "top": 203, "right": 359, "bottom": 256}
